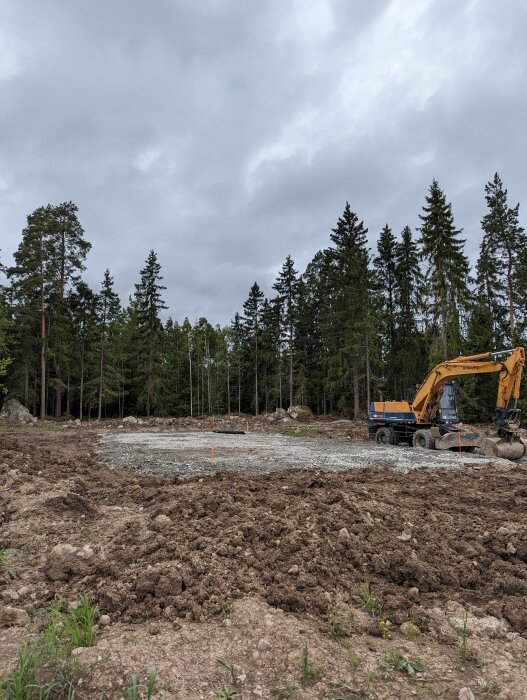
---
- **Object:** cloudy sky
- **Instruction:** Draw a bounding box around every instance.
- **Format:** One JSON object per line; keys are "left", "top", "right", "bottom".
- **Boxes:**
{"left": 0, "top": 0, "right": 526, "bottom": 324}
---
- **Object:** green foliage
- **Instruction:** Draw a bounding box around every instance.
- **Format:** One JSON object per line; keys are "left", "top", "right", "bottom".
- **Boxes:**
{"left": 300, "top": 643, "right": 319, "bottom": 683}
{"left": 271, "top": 685, "right": 297, "bottom": 699}
{"left": 123, "top": 668, "right": 158, "bottom": 700}
{"left": 361, "top": 583, "right": 381, "bottom": 618}
{"left": 41, "top": 595, "right": 99, "bottom": 651}
{"left": 382, "top": 648, "right": 425, "bottom": 675}
{"left": 418, "top": 179, "right": 471, "bottom": 360}
{"left": 458, "top": 610, "right": 470, "bottom": 663}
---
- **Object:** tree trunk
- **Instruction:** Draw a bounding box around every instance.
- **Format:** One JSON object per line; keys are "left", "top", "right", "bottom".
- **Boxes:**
{"left": 227, "top": 360, "right": 231, "bottom": 416}
{"left": 353, "top": 370, "right": 360, "bottom": 419}
{"left": 40, "top": 283, "right": 46, "bottom": 419}
{"left": 188, "top": 339, "right": 193, "bottom": 417}
{"left": 289, "top": 323, "right": 293, "bottom": 407}
{"left": 79, "top": 344, "right": 85, "bottom": 420}
{"left": 98, "top": 345, "right": 104, "bottom": 420}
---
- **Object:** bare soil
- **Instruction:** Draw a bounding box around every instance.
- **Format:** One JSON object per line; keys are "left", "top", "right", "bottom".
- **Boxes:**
{"left": 1, "top": 420, "right": 526, "bottom": 699}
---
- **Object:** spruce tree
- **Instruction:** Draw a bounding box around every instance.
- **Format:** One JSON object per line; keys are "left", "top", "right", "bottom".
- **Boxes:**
{"left": 418, "top": 180, "right": 470, "bottom": 359}
{"left": 328, "top": 202, "right": 372, "bottom": 416}
{"left": 480, "top": 173, "right": 525, "bottom": 344}
{"left": 374, "top": 225, "right": 397, "bottom": 396}
{"left": 96, "top": 270, "right": 121, "bottom": 419}
{"left": 393, "top": 225, "right": 426, "bottom": 395}
{"left": 273, "top": 255, "right": 300, "bottom": 408}
{"left": 133, "top": 250, "right": 167, "bottom": 416}
{"left": 242, "top": 282, "right": 264, "bottom": 415}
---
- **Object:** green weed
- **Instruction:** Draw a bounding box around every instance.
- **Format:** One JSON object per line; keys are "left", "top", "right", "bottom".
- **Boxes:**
{"left": 270, "top": 685, "right": 296, "bottom": 699}
{"left": 328, "top": 605, "right": 345, "bottom": 641}
{"left": 123, "top": 668, "right": 158, "bottom": 700}
{"left": 361, "top": 583, "right": 381, "bottom": 618}
{"left": 458, "top": 610, "right": 470, "bottom": 663}
{"left": 0, "top": 548, "right": 17, "bottom": 579}
{"left": 340, "top": 640, "right": 359, "bottom": 670}
{"left": 212, "top": 688, "right": 240, "bottom": 700}
{"left": 300, "top": 643, "right": 319, "bottom": 684}
{"left": 382, "top": 648, "right": 424, "bottom": 675}
{"left": 0, "top": 641, "right": 76, "bottom": 700}
{"left": 217, "top": 658, "right": 238, "bottom": 685}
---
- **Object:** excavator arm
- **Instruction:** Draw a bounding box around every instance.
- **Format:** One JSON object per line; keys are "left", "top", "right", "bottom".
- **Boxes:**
{"left": 412, "top": 347, "right": 525, "bottom": 424}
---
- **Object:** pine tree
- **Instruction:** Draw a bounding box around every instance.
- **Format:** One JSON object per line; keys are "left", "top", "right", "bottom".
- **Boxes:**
{"left": 242, "top": 282, "right": 264, "bottom": 415}
{"left": 418, "top": 180, "right": 470, "bottom": 359}
{"left": 273, "top": 255, "right": 300, "bottom": 408}
{"left": 133, "top": 250, "right": 167, "bottom": 416}
{"left": 480, "top": 173, "right": 526, "bottom": 344}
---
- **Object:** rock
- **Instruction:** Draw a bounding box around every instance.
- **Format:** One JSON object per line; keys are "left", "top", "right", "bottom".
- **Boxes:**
{"left": 275, "top": 407, "right": 288, "bottom": 417}
{"left": 408, "top": 587, "right": 420, "bottom": 600}
{"left": 397, "top": 529, "right": 412, "bottom": 541}
{"left": 148, "top": 622, "right": 161, "bottom": 635}
{"left": 0, "top": 398, "right": 37, "bottom": 424}
{"left": 2, "top": 590, "right": 20, "bottom": 603}
{"left": 0, "top": 605, "right": 30, "bottom": 627}
{"left": 458, "top": 688, "right": 475, "bottom": 700}
{"left": 400, "top": 621, "right": 421, "bottom": 637}
{"left": 338, "top": 527, "right": 351, "bottom": 542}
{"left": 506, "top": 542, "right": 517, "bottom": 554}
{"left": 287, "top": 405, "right": 313, "bottom": 422}
{"left": 153, "top": 514, "right": 171, "bottom": 531}
{"left": 74, "top": 418, "right": 81, "bottom": 426}
{"left": 287, "top": 565, "right": 299, "bottom": 575}
{"left": 44, "top": 543, "right": 97, "bottom": 581}
{"left": 122, "top": 416, "right": 138, "bottom": 424}
{"left": 99, "top": 614, "right": 111, "bottom": 626}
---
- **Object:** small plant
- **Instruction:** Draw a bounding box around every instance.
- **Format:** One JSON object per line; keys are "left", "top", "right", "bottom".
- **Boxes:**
{"left": 382, "top": 648, "right": 424, "bottom": 675}
{"left": 217, "top": 657, "right": 238, "bottom": 685}
{"left": 477, "top": 677, "right": 498, "bottom": 694}
{"left": 124, "top": 674, "right": 140, "bottom": 700}
{"left": 458, "top": 610, "right": 470, "bottom": 663}
{"left": 0, "top": 548, "right": 17, "bottom": 579}
{"left": 327, "top": 684, "right": 359, "bottom": 700}
{"left": 213, "top": 687, "right": 240, "bottom": 700}
{"left": 218, "top": 603, "right": 232, "bottom": 618}
{"left": 339, "top": 639, "right": 359, "bottom": 670}
{"left": 122, "top": 633, "right": 138, "bottom": 646}
{"left": 124, "top": 667, "right": 158, "bottom": 700}
{"left": 379, "top": 619, "right": 392, "bottom": 640}
{"left": 0, "top": 643, "right": 39, "bottom": 699}
{"left": 300, "top": 642, "right": 319, "bottom": 683}
{"left": 328, "top": 605, "right": 345, "bottom": 641}
{"left": 361, "top": 583, "right": 381, "bottom": 618}
{"left": 271, "top": 685, "right": 296, "bottom": 699}
{"left": 42, "top": 595, "right": 99, "bottom": 650}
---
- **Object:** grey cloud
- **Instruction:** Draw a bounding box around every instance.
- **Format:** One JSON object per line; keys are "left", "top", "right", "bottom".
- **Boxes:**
{"left": 0, "top": 0, "right": 526, "bottom": 323}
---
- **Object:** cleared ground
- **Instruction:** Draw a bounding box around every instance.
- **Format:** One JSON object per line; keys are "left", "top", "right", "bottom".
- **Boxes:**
{"left": 98, "top": 430, "right": 496, "bottom": 477}
{"left": 1, "top": 421, "right": 526, "bottom": 699}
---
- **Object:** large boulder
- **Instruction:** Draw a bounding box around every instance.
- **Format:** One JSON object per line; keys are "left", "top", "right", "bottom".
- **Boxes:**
{"left": 44, "top": 543, "right": 98, "bottom": 581}
{"left": 0, "top": 399, "right": 36, "bottom": 424}
{"left": 287, "top": 405, "right": 313, "bottom": 422}
{"left": 122, "top": 416, "right": 138, "bottom": 424}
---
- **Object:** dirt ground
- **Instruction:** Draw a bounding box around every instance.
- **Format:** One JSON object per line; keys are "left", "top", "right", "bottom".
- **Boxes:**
{"left": 1, "top": 419, "right": 527, "bottom": 699}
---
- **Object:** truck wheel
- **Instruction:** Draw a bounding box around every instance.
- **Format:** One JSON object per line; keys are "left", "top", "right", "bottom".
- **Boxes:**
{"left": 375, "top": 427, "right": 399, "bottom": 446}
{"left": 413, "top": 429, "right": 436, "bottom": 449}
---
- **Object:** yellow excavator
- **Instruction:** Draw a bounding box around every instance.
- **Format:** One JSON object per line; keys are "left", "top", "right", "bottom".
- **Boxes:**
{"left": 368, "top": 347, "right": 526, "bottom": 460}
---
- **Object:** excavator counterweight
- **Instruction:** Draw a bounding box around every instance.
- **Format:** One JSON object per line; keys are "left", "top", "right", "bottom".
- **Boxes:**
{"left": 369, "top": 347, "right": 526, "bottom": 461}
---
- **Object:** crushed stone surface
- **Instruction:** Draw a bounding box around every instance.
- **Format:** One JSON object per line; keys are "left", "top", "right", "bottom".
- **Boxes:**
{"left": 98, "top": 430, "right": 495, "bottom": 477}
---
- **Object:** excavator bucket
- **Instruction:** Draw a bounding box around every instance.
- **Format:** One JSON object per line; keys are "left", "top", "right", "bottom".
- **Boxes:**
{"left": 435, "top": 431, "right": 526, "bottom": 460}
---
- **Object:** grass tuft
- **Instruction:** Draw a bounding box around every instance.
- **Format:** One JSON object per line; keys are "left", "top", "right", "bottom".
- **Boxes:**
{"left": 382, "top": 648, "right": 424, "bottom": 675}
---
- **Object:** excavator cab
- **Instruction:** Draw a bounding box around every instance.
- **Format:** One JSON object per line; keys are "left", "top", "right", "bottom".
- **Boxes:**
{"left": 436, "top": 383, "right": 459, "bottom": 424}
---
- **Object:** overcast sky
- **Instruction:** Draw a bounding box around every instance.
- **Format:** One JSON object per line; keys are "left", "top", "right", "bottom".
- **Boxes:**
{"left": 1, "top": 0, "right": 526, "bottom": 324}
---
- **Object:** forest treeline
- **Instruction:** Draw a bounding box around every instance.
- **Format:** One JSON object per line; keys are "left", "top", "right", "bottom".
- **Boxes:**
{"left": 0, "top": 173, "right": 526, "bottom": 421}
